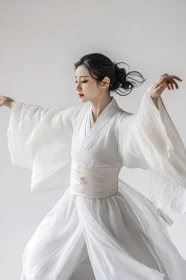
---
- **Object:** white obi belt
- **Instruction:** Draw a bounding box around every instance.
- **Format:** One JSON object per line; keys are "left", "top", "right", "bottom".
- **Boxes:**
{"left": 69, "top": 160, "right": 121, "bottom": 198}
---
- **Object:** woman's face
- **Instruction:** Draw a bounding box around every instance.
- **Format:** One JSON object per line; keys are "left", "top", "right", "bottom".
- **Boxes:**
{"left": 75, "top": 65, "right": 107, "bottom": 103}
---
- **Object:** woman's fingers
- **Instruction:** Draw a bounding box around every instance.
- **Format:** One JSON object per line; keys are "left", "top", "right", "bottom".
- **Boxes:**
{"left": 167, "top": 77, "right": 180, "bottom": 90}
{"left": 150, "top": 74, "right": 182, "bottom": 98}
{"left": 157, "top": 75, "right": 182, "bottom": 91}
{"left": 169, "top": 80, "right": 174, "bottom": 90}
{"left": 168, "top": 76, "right": 182, "bottom": 90}
{"left": 170, "top": 75, "right": 182, "bottom": 81}
{"left": 166, "top": 81, "right": 171, "bottom": 90}
{"left": 172, "top": 80, "right": 179, "bottom": 89}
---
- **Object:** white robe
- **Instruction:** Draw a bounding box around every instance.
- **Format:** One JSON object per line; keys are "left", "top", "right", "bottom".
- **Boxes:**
{"left": 7, "top": 86, "right": 186, "bottom": 279}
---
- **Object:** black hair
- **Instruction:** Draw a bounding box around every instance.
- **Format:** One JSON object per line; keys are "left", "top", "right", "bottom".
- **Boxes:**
{"left": 74, "top": 53, "right": 146, "bottom": 96}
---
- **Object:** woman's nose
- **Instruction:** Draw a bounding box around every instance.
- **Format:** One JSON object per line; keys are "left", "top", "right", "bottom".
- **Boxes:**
{"left": 76, "top": 84, "right": 81, "bottom": 91}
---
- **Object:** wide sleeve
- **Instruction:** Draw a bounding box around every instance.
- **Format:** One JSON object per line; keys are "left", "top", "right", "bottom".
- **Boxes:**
{"left": 116, "top": 85, "right": 186, "bottom": 216}
{"left": 7, "top": 100, "right": 84, "bottom": 193}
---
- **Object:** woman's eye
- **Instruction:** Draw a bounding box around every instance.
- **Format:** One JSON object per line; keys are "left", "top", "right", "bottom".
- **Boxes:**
{"left": 75, "top": 80, "right": 87, "bottom": 83}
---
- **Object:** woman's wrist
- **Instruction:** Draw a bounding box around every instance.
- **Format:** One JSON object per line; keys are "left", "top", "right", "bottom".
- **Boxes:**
{"left": 150, "top": 96, "right": 159, "bottom": 110}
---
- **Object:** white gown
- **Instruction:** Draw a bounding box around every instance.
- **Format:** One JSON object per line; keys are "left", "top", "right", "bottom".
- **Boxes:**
{"left": 7, "top": 85, "right": 186, "bottom": 280}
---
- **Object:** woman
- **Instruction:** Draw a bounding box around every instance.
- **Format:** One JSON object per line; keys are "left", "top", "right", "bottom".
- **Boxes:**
{"left": 1, "top": 53, "right": 186, "bottom": 279}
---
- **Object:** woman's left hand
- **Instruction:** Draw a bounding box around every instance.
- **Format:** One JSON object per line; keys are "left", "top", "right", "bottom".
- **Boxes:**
{"left": 149, "top": 74, "right": 182, "bottom": 99}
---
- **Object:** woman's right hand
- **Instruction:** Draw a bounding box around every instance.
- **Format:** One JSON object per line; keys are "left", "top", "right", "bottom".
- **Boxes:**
{"left": 0, "top": 96, "right": 14, "bottom": 108}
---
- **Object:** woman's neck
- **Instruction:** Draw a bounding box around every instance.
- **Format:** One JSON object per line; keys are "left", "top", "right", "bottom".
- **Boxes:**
{"left": 90, "top": 95, "right": 113, "bottom": 123}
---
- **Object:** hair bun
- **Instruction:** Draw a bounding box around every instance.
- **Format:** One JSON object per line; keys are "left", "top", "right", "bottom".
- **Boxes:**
{"left": 113, "top": 63, "right": 129, "bottom": 89}
{"left": 118, "top": 68, "right": 127, "bottom": 84}
{"left": 112, "top": 62, "right": 146, "bottom": 96}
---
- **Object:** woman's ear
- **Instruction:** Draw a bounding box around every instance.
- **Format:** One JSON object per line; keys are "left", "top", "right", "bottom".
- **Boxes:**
{"left": 100, "top": 77, "right": 110, "bottom": 88}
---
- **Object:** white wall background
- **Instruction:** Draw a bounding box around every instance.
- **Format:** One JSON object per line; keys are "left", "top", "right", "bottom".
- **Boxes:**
{"left": 0, "top": 0, "right": 186, "bottom": 279}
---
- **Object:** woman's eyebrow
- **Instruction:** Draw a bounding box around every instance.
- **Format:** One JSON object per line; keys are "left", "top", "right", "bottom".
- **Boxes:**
{"left": 75, "top": 76, "right": 89, "bottom": 78}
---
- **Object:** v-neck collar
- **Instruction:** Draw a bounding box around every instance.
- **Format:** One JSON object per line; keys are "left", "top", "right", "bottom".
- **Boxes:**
{"left": 77, "top": 97, "right": 120, "bottom": 163}
{"left": 89, "top": 97, "right": 117, "bottom": 126}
